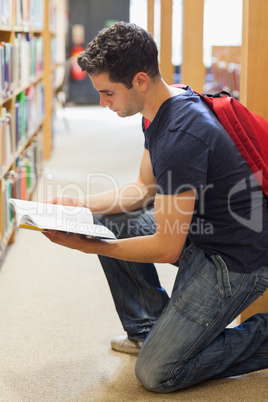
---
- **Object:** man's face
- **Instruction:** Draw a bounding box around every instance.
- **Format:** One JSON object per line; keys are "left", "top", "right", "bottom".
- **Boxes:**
{"left": 89, "top": 72, "right": 145, "bottom": 118}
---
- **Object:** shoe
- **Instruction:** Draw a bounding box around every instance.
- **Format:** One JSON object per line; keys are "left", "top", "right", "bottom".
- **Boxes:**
{"left": 111, "top": 334, "right": 143, "bottom": 355}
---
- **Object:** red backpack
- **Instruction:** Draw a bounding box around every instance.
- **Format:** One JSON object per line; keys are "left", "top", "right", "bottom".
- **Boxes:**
{"left": 143, "top": 84, "right": 268, "bottom": 202}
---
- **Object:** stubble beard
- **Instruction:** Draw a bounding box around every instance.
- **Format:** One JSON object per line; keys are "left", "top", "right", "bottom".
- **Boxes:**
{"left": 120, "top": 88, "right": 145, "bottom": 118}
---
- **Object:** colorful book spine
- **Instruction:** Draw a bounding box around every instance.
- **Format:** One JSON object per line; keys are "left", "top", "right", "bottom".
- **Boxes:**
{"left": 1, "top": 0, "right": 13, "bottom": 27}
{"left": 15, "top": 144, "right": 38, "bottom": 200}
{"left": 16, "top": 90, "right": 26, "bottom": 144}
{"left": 0, "top": 42, "right": 14, "bottom": 99}
{"left": 14, "top": 82, "right": 44, "bottom": 149}
{"left": 1, "top": 131, "right": 42, "bottom": 242}
{"left": 0, "top": 107, "right": 13, "bottom": 172}
{"left": 0, "top": 34, "right": 43, "bottom": 100}
{"left": 14, "top": 0, "right": 44, "bottom": 30}
{"left": 0, "top": 44, "right": 4, "bottom": 101}
{"left": 1, "top": 171, "right": 15, "bottom": 241}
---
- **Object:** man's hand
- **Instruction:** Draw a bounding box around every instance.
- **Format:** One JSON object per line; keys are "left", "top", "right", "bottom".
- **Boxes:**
{"left": 42, "top": 230, "right": 100, "bottom": 252}
{"left": 45, "top": 195, "right": 84, "bottom": 207}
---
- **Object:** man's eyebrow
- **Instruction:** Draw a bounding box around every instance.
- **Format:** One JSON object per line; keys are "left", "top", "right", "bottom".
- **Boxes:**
{"left": 98, "top": 90, "right": 112, "bottom": 93}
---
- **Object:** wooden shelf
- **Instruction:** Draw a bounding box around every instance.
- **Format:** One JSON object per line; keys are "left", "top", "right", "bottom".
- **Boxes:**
{"left": 0, "top": 0, "right": 60, "bottom": 256}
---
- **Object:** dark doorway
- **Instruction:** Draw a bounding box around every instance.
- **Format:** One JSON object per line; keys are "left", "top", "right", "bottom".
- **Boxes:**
{"left": 67, "top": 0, "right": 130, "bottom": 104}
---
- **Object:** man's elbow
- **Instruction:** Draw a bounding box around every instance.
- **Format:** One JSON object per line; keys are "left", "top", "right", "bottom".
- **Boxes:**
{"left": 157, "top": 248, "right": 180, "bottom": 264}
{"left": 165, "top": 253, "right": 180, "bottom": 264}
{"left": 152, "top": 232, "right": 184, "bottom": 264}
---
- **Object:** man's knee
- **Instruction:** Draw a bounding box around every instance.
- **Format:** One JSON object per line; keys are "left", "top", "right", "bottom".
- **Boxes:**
{"left": 95, "top": 206, "right": 156, "bottom": 239}
{"left": 135, "top": 348, "right": 175, "bottom": 393}
{"left": 135, "top": 354, "right": 164, "bottom": 393}
{"left": 95, "top": 213, "right": 128, "bottom": 238}
{"left": 135, "top": 345, "right": 192, "bottom": 393}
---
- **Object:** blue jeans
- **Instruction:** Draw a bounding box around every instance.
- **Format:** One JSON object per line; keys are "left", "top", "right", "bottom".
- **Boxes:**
{"left": 96, "top": 206, "right": 268, "bottom": 393}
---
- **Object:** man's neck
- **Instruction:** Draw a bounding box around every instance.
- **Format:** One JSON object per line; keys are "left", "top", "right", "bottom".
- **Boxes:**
{"left": 142, "top": 79, "right": 184, "bottom": 122}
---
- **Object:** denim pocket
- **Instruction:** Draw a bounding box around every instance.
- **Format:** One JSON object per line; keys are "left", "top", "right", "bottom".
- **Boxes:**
{"left": 210, "top": 254, "right": 246, "bottom": 300}
{"left": 254, "top": 273, "right": 268, "bottom": 293}
{"left": 173, "top": 253, "right": 229, "bottom": 326}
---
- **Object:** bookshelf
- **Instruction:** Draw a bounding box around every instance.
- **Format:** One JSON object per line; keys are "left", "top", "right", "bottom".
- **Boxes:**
{"left": 0, "top": 0, "right": 59, "bottom": 256}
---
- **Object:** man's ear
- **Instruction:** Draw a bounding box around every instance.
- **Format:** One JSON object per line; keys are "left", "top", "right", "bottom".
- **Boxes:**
{"left": 132, "top": 72, "right": 149, "bottom": 92}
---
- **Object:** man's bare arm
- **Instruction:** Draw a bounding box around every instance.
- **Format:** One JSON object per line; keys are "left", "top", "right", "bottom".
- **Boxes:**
{"left": 44, "top": 189, "right": 196, "bottom": 264}
{"left": 85, "top": 148, "right": 157, "bottom": 214}
{"left": 48, "top": 148, "right": 157, "bottom": 215}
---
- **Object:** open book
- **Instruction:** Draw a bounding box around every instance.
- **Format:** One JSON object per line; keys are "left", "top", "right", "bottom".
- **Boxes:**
{"left": 9, "top": 198, "right": 116, "bottom": 239}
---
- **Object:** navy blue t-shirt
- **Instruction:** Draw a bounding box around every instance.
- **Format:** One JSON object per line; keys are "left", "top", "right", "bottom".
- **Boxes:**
{"left": 143, "top": 86, "right": 268, "bottom": 273}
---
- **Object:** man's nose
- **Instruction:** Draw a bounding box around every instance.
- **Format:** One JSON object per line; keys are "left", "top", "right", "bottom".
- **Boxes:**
{"left": 99, "top": 93, "right": 110, "bottom": 108}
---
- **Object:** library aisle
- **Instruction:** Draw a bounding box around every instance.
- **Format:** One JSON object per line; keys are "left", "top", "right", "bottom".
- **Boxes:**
{"left": 0, "top": 106, "right": 267, "bottom": 401}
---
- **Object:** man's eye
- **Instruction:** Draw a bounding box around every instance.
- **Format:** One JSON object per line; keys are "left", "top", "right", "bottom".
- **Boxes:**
{"left": 107, "top": 93, "right": 113, "bottom": 96}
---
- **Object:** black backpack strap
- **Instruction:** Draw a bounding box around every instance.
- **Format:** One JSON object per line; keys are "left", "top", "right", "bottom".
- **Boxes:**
{"left": 202, "top": 90, "right": 231, "bottom": 98}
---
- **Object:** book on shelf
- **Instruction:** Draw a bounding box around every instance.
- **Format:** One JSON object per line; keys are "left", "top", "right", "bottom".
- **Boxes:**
{"left": 9, "top": 199, "right": 116, "bottom": 239}
{"left": 13, "top": 0, "right": 44, "bottom": 29}
{"left": 1, "top": 122, "right": 42, "bottom": 186}
{"left": 0, "top": 44, "right": 4, "bottom": 101}
{"left": 0, "top": 107, "right": 13, "bottom": 171}
{"left": 14, "top": 0, "right": 23, "bottom": 27}
{"left": 13, "top": 35, "right": 21, "bottom": 90}
{"left": 14, "top": 83, "right": 44, "bottom": 147}
{"left": 0, "top": 41, "right": 13, "bottom": 98}
{"left": 16, "top": 90, "right": 26, "bottom": 143}
{"left": 20, "top": 34, "right": 30, "bottom": 85}
{"left": 1, "top": 0, "right": 12, "bottom": 27}
{"left": 15, "top": 157, "right": 27, "bottom": 200}
{"left": 2, "top": 171, "right": 15, "bottom": 240}
{"left": 15, "top": 139, "right": 39, "bottom": 200}
{"left": 36, "top": 127, "right": 43, "bottom": 171}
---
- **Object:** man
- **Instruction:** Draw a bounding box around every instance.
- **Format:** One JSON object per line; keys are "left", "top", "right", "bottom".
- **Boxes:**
{"left": 44, "top": 22, "right": 268, "bottom": 393}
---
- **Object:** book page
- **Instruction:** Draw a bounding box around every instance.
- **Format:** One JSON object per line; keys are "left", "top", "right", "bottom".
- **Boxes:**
{"left": 9, "top": 199, "right": 115, "bottom": 239}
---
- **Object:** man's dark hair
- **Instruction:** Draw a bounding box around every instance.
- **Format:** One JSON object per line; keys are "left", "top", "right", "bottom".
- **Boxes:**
{"left": 77, "top": 22, "right": 161, "bottom": 89}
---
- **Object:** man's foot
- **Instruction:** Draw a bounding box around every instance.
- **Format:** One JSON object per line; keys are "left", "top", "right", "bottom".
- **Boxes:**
{"left": 111, "top": 335, "right": 143, "bottom": 355}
